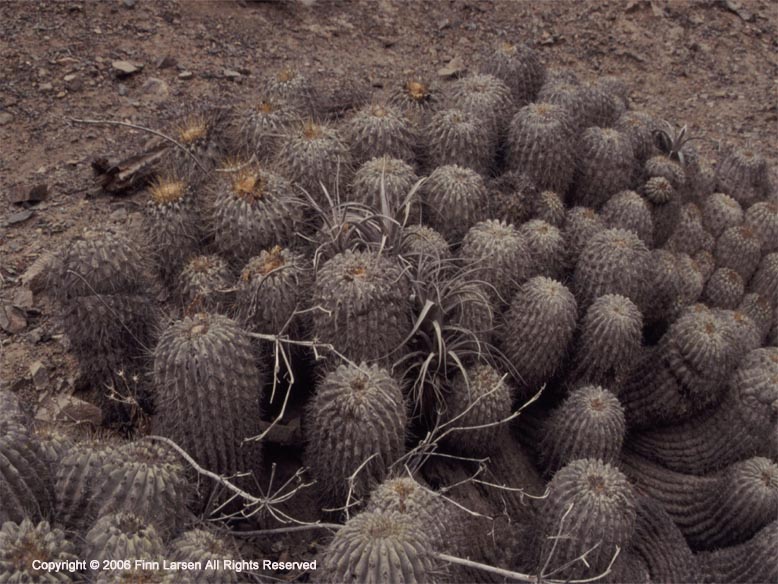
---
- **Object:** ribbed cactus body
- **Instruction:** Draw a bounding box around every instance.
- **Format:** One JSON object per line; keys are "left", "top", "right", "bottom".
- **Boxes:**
{"left": 622, "top": 453, "right": 778, "bottom": 550}
{"left": 421, "top": 165, "right": 487, "bottom": 243}
{"left": 311, "top": 250, "right": 411, "bottom": 365}
{"left": 211, "top": 166, "right": 302, "bottom": 266}
{"left": 460, "top": 219, "right": 530, "bottom": 305}
{"left": 702, "top": 192, "right": 743, "bottom": 237}
{"left": 574, "top": 228, "right": 651, "bottom": 312}
{"left": 487, "top": 170, "right": 538, "bottom": 227}
{"left": 168, "top": 529, "right": 240, "bottom": 583}
{"left": 441, "top": 364, "right": 513, "bottom": 457}
{"left": 178, "top": 254, "right": 232, "bottom": 313}
{"left": 644, "top": 250, "right": 703, "bottom": 324}
{"left": 501, "top": 277, "right": 577, "bottom": 392}
{"left": 693, "top": 249, "right": 716, "bottom": 283}
{"left": 264, "top": 68, "right": 319, "bottom": 115}
{"left": 0, "top": 417, "right": 54, "bottom": 526}
{"left": 716, "top": 146, "right": 772, "bottom": 207}
{"left": 507, "top": 102, "right": 576, "bottom": 194}
{"left": 400, "top": 225, "right": 451, "bottom": 260}
{"left": 480, "top": 41, "right": 545, "bottom": 105}
{"left": 162, "top": 108, "right": 226, "bottom": 177}
{"left": 628, "top": 347, "right": 778, "bottom": 473}
{"left": 563, "top": 206, "right": 606, "bottom": 267}
{"left": 750, "top": 252, "right": 778, "bottom": 307}
{"left": 346, "top": 103, "right": 417, "bottom": 167}
{"left": 645, "top": 155, "right": 686, "bottom": 192}
{"left": 615, "top": 110, "right": 657, "bottom": 162}
{"left": 448, "top": 73, "right": 514, "bottom": 137}
{"left": 236, "top": 246, "right": 310, "bottom": 335}
{"left": 351, "top": 156, "right": 419, "bottom": 215}
{"left": 601, "top": 190, "right": 653, "bottom": 246}
{"left": 620, "top": 305, "right": 738, "bottom": 429}
{"left": 539, "top": 385, "right": 625, "bottom": 475}
{"left": 534, "top": 190, "right": 566, "bottom": 226}
{"left": 320, "top": 510, "right": 436, "bottom": 584}
{"left": 305, "top": 363, "right": 406, "bottom": 506}
{"left": 715, "top": 224, "right": 762, "bottom": 281}
{"left": 535, "top": 459, "right": 636, "bottom": 581}
{"left": 276, "top": 121, "right": 351, "bottom": 202}
{"left": 573, "top": 128, "right": 635, "bottom": 209}
{"left": 702, "top": 267, "right": 744, "bottom": 309}
{"left": 234, "top": 97, "right": 299, "bottom": 162}
{"left": 696, "top": 520, "right": 778, "bottom": 584}
{"left": 737, "top": 294, "right": 773, "bottom": 344}
{"left": 570, "top": 294, "right": 642, "bottom": 390}
{"left": 631, "top": 495, "right": 700, "bottom": 584}
{"left": 425, "top": 108, "right": 494, "bottom": 176}
{"left": 55, "top": 440, "right": 116, "bottom": 531}
{"left": 152, "top": 313, "right": 264, "bottom": 483}
{"left": 367, "top": 477, "right": 456, "bottom": 554}
{"left": 388, "top": 77, "right": 440, "bottom": 121}
{"left": 518, "top": 219, "right": 567, "bottom": 280}
{"left": 84, "top": 512, "right": 165, "bottom": 565}
{"left": 745, "top": 200, "right": 778, "bottom": 252}
{"left": 91, "top": 440, "right": 190, "bottom": 534}
{"left": 0, "top": 520, "right": 77, "bottom": 583}
{"left": 144, "top": 177, "right": 202, "bottom": 284}
{"left": 665, "top": 203, "right": 713, "bottom": 256}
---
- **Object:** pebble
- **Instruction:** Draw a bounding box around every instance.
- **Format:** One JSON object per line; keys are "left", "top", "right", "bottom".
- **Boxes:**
{"left": 157, "top": 55, "right": 177, "bottom": 69}
{"left": 178, "top": 71, "right": 193, "bottom": 80}
{"left": 118, "top": 83, "right": 128, "bottom": 96}
{"left": 0, "top": 112, "right": 13, "bottom": 126}
{"left": 13, "top": 288, "right": 34, "bottom": 310}
{"left": 223, "top": 69, "right": 242, "bottom": 80}
{"left": 39, "top": 82, "right": 54, "bottom": 92}
{"left": 141, "top": 77, "right": 169, "bottom": 99}
{"left": 7, "top": 210, "right": 34, "bottom": 225}
{"left": 0, "top": 305, "right": 27, "bottom": 334}
{"left": 437, "top": 56, "right": 466, "bottom": 78}
{"left": 112, "top": 60, "right": 142, "bottom": 76}
{"left": 21, "top": 253, "right": 53, "bottom": 293}
{"left": 29, "top": 361, "right": 49, "bottom": 390}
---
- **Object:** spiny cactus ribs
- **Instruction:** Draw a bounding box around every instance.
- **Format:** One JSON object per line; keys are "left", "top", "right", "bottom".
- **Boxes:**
{"left": 23, "top": 34, "right": 778, "bottom": 584}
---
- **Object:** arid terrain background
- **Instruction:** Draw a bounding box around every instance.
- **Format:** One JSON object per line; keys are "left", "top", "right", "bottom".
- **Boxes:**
{"left": 0, "top": 0, "right": 777, "bottom": 571}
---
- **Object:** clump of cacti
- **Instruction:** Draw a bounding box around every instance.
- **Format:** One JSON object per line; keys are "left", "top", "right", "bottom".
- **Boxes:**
{"left": 715, "top": 145, "right": 773, "bottom": 207}
{"left": 447, "top": 73, "right": 514, "bottom": 138}
{"left": 0, "top": 519, "right": 78, "bottom": 582}
{"left": 425, "top": 107, "right": 494, "bottom": 176}
{"left": 84, "top": 512, "right": 165, "bottom": 565}
{"left": 480, "top": 41, "right": 545, "bottom": 105}
{"left": 601, "top": 190, "right": 654, "bottom": 246}
{"left": 573, "top": 128, "right": 635, "bottom": 209}
{"left": 152, "top": 312, "right": 264, "bottom": 487}
{"left": 714, "top": 224, "right": 763, "bottom": 281}
{"left": 702, "top": 192, "right": 743, "bottom": 237}
{"left": 305, "top": 363, "right": 406, "bottom": 506}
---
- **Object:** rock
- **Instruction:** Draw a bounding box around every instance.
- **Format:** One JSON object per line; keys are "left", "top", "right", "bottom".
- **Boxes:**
{"left": 438, "top": 18, "right": 451, "bottom": 30}
{"left": 63, "top": 74, "right": 82, "bottom": 92}
{"left": 0, "top": 112, "right": 12, "bottom": 126}
{"left": 13, "top": 288, "right": 34, "bottom": 310}
{"left": 437, "top": 56, "right": 466, "bottom": 78}
{"left": 117, "top": 83, "right": 128, "bottom": 96}
{"left": 0, "top": 305, "right": 27, "bottom": 334}
{"left": 123, "top": 0, "right": 136, "bottom": 7}
{"left": 29, "top": 361, "right": 49, "bottom": 390}
{"left": 21, "top": 253, "right": 53, "bottom": 293}
{"left": 35, "top": 394, "right": 102, "bottom": 426}
{"left": 109, "top": 208, "right": 129, "bottom": 223}
{"left": 222, "top": 69, "right": 242, "bottom": 81}
{"left": 178, "top": 71, "right": 193, "bottom": 80}
{"left": 39, "top": 82, "right": 53, "bottom": 92}
{"left": 7, "top": 210, "right": 34, "bottom": 225}
{"left": 157, "top": 55, "right": 177, "bottom": 69}
{"left": 141, "top": 77, "right": 169, "bottom": 99}
{"left": 112, "top": 60, "right": 142, "bottom": 76}
{"left": 10, "top": 183, "right": 48, "bottom": 205}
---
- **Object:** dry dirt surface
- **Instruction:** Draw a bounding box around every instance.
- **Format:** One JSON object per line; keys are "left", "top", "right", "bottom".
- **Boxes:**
{"left": 0, "top": 0, "right": 777, "bottom": 576}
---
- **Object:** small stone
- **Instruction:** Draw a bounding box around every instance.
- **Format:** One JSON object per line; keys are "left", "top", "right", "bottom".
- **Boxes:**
{"left": 178, "top": 71, "right": 193, "bottom": 80}
{"left": 437, "top": 56, "right": 467, "bottom": 78}
{"left": 157, "top": 55, "right": 177, "bottom": 69}
{"left": 109, "top": 208, "right": 129, "bottom": 223}
{"left": 29, "top": 361, "right": 49, "bottom": 390}
{"left": 39, "top": 82, "right": 53, "bottom": 92}
{"left": 222, "top": 69, "right": 241, "bottom": 80}
{"left": 24, "top": 327, "right": 45, "bottom": 344}
{"left": 7, "top": 210, "right": 34, "bottom": 225}
{"left": 112, "top": 60, "right": 142, "bottom": 76}
{"left": 438, "top": 18, "right": 451, "bottom": 30}
{"left": 117, "top": 83, "right": 128, "bottom": 96}
{"left": 0, "top": 305, "right": 27, "bottom": 333}
{"left": 0, "top": 112, "right": 12, "bottom": 126}
{"left": 56, "top": 91, "right": 67, "bottom": 99}
{"left": 63, "top": 74, "right": 82, "bottom": 92}
{"left": 35, "top": 394, "right": 102, "bottom": 426}
{"left": 11, "top": 183, "right": 48, "bottom": 205}
{"left": 21, "top": 253, "right": 53, "bottom": 293}
{"left": 123, "top": 0, "right": 136, "bottom": 7}
{"left": 13, "top": 288, "right": 34, "bottom": 310}
{"left": 141, "top": 77, "right": 169, "bottom": 99}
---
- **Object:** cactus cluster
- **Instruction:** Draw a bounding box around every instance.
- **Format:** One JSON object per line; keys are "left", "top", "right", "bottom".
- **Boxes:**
{"left": 31, "top": 37, "right": 778, "bottom": 584}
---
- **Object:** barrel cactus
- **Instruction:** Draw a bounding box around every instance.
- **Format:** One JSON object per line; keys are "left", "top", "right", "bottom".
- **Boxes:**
{"left": 345, "top": 103, "right": 417, "bottom": 167}
{"left": 480, "top": 41, "right": 545, "bottom": 105}
{"left": 0, "top": 519, "right": 78, "bottom": 583}
{"left": 421, "top": 164, "right": 487, "bottom": 244}
{"left": 572, "top": 128, "right": 635, "bottom": 209}
{"left": 715, "top": 145, "right": 772, "bottom": 207}
{"left": 425, "top": 107, "right": 494, "bottom": 176}
{"left": 84, "top": 512, "right": 165, "bottom": 565}
{"left": 178, "top": 254, "right": 233, "bottom": 313}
